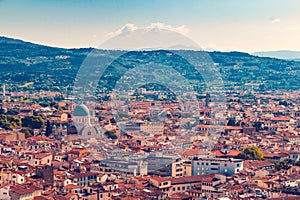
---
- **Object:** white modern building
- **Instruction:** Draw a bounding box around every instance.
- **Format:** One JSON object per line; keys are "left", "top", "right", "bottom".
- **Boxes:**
{"left": 191, "top": 156, "right": 243, "bottom": 176}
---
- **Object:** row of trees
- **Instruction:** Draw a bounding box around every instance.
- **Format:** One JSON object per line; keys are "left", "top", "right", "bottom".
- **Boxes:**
{"left": 0, "top": 113, "right": 45, "bottom": 138}
{"left": 0, "top": 114, "right": 21, "bottom": 130}
{"left": 21, "top": 115, "right": 44, "bottom": 129}
{"left": 0, "top": 114, "right": 45, "bottom": 130}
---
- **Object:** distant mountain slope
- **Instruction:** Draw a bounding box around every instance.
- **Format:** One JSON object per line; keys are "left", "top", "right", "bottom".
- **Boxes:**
{"left": 253, "top": 50, "right": 300, "bottom": 61}
{"left": 1, "top": 36, "right": 300, "bottom": 92}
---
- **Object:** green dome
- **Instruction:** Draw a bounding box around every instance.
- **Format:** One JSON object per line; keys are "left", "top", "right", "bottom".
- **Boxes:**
{"left": 73, "top": 103, "right": 90, "bottom": 116}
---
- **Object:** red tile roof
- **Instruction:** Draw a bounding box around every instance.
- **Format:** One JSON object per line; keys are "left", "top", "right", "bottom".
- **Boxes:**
{"left": 168, "top": 192, "right": 192, "bottom": 199}
{"left": 10, "top": 184, "right": 41, "bottom": 195}
{"left": 169, "top": 174, "right": 216, "bottom": 185}
{"left": 244, "top": 160, "right": 274, "bottom": 169}
{"left": 150, "top": 176, "right": 170, "bottom": 182}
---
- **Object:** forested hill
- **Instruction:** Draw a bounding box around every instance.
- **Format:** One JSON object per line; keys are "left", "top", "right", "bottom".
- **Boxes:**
{"left": 1, "top": 36, "right": 300, "bottom": 93}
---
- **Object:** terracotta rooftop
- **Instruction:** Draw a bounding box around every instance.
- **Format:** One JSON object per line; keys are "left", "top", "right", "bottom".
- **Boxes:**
{"left": 10, "top": 184, "right": 41, "bottom": 195}
{"left": 168, "top": 192, "right": 192, "bottom": 199}
{"left": 150, "top": 176, "right": 170, "bottom": 182}
{"left": 244, "top": 160, "right": 274, "bottom": 169}
{"left": 169, "top": 174, "right": 216, "bottom": 185}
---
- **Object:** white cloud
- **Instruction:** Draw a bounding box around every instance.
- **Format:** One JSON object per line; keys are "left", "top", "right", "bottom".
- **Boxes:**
{"left": 109, "top": 23, "right": 138, "bottom": 36}
{"left": 146, "top": 22, "right": 189, "bottom": 35}
{"left": 271, "top": 18, "right": 281, "bottom": 24}
{"left": 109, "top": 22, "right": 188, "bottom": 36}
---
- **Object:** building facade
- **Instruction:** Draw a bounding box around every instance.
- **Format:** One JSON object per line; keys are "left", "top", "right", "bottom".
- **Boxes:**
{"left": 191, "top": 157, "right": 243, "bottom": 176}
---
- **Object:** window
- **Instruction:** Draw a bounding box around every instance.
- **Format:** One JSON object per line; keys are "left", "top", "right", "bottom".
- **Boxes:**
{"left": 177, "top": 187, "right": 180, "bottom": 190}
{"left": 237, "top": 163, "right": 240, "bottom": 167}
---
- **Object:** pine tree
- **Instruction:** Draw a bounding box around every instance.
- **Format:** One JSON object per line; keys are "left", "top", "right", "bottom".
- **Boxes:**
{"left": 45, "top": 120, "right": 52, "bottom": 137}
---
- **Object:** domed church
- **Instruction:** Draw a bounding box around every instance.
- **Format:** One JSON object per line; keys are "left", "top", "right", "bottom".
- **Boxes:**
{"left": 72, "top": 103, "right": 101, "bottom": 138}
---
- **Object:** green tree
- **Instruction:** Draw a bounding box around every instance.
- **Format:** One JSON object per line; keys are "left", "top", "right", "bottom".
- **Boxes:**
{"left": 253, "top": 121, "right": 263, "bottom": 132}
{"left": 104, "top": 131, "right": 118, "bottom": 139}
{"left": 0, "top": 107, "right": 5, "bottom": 115}
{"left": 0, "top": 114, "right": 21, "bottom": 130}
{"left": 110, "top": 118, "right": 116, "bottom": 124}
{"left": 227, "top": 118, "right": 236, "bottom": 126}
{"left": 8, "top": 115, "right": 21, "bottom": 126}
{"left": 274, "top": 159, "right": 294, "bottom": 171}
{"left": 45, "top": 120, "right": 52, "bottom": 137}
{"left": 39, "top": 102, "right": 50, "bottom": 107}
{"left": 279, "top": 101, "right": 288, "bottom": 107}
{"left": 6, "top": 109, "right": 19, "bottom": 115}
{"left": 237, "top": 146, "right": 264, "bottom": 160}
{"left": 22, "top": 115, "right": 45, "bottom": 129}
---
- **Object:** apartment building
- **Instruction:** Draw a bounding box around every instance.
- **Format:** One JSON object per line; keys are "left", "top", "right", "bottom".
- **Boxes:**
{"left": 171, "top": 159, "right": 191, "bottom": 178}
{"left": 191, "top": 157, "right": 243, "bottom": 176}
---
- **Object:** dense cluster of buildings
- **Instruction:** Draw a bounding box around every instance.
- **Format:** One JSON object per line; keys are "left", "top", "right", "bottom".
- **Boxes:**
{"left": 0, "top": 89, "right": 300, "bottom": 199}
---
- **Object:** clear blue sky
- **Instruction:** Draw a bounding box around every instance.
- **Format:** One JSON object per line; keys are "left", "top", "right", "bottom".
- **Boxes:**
{"left": 0, "top": 0, "right": 299, "bottom": 52}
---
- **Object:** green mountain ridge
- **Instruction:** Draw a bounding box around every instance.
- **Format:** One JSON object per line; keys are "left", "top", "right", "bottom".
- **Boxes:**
{"left": 0, "top": 36, "right": 300, "bottom": 93}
